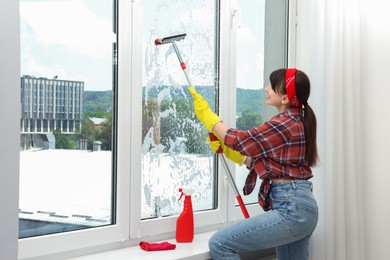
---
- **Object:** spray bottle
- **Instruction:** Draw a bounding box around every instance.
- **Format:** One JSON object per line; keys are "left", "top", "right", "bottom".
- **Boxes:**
{"left": 176, "top": 187, "right": 195, "bottom": 243}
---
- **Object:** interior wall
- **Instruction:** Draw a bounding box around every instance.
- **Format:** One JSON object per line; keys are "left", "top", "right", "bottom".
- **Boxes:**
{"left": 360, "top": 0, "right": 390, "bottom": 259}
{"left": 296, "top": 0, "right": 390, "bottom": 259}
{"left": 0, "top": 0, "right": 20, "bottom": 259}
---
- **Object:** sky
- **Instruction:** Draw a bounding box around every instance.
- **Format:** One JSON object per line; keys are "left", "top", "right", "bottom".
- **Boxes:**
{"left": 235, "top": 0, "right": 266, "bottom": 90}
{"left": 20, "top": 0, "right": 115, "bottom": 91}
{"left": 19, "top": 0, "right": 265, "bottom": 91}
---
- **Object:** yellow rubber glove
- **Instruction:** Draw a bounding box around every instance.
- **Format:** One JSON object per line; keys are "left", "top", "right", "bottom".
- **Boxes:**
{"left": 189, "top": 87, "right": 221, "bottom": 131}
{"left": 207, "top": 133, "right": 246, "bottom": 166}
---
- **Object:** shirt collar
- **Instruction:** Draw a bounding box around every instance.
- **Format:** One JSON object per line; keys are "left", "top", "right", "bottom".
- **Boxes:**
{"left": 276, "top": 107, "right": 301, "bottom": 119}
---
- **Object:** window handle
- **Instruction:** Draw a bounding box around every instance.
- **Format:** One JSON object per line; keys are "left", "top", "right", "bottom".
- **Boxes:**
{"left": 232, "top": 9, "right": 241, "bottom": 28}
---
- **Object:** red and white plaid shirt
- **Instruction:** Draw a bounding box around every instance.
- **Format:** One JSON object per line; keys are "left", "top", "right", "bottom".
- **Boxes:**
{"left": 224, "top": 108, "right": 312, "bottom": 211}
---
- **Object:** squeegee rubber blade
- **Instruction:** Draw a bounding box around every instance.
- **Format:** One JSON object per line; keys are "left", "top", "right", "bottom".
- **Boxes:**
{"left": 161, "top": 33, "right": 187, "bottom": 44}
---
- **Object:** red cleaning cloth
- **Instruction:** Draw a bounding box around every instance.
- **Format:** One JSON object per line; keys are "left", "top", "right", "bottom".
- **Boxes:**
{"left": 139, "top": 241, "right": 176, "bottom": 251}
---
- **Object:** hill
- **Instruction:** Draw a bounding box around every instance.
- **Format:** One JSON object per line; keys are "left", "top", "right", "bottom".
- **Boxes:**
{"left": 83, "top": 87, "right": 264, "bottom": 116}
{"left": 83, "top": 90, "right": 112, "bottom": 115}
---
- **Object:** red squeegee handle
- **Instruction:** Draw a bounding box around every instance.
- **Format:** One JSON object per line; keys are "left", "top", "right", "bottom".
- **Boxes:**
{"left": 208, "top": 132, "right": 250, "bottom": 219}
{"left": 235, "top": 194, "right": 250, "bottom": 219}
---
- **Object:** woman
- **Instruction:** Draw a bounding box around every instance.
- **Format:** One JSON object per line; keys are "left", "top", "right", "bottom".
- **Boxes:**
{"left": 189, "top": 68, "right": 319, "bottom": 260}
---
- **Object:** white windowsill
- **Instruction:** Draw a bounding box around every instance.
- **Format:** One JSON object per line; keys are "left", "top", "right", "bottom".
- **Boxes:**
{"left": 67, "top": 231, "right": 214, "bottom": 260}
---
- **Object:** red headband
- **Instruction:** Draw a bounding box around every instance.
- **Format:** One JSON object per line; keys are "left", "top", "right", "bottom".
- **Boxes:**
{"left": 285, "top": 68, "right": 302, "bottom": 108}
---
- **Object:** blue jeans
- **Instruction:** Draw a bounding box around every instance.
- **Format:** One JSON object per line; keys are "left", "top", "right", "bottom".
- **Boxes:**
{"left": 209, "top": 180, "right": 318, "bottom": 260}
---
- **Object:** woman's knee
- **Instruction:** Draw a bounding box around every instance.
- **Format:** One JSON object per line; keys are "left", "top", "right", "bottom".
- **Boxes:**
{"left": 208, "top": 232, "right": 220, "bottom": 252}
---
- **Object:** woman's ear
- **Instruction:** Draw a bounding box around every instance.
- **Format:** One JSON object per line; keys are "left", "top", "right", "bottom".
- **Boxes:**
{"left": 281, "top": 94, "right": 289, "bottom": 105}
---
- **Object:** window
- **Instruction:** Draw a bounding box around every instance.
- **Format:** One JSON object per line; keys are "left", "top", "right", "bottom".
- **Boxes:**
{"left": 19, "top": 0, "right": 117, "bottom": 238}
{"left": 18, "top": 0, "right": 293, "bottom": 257}
{"left": 140, "top": 0, "right": 218, "bottom": 220}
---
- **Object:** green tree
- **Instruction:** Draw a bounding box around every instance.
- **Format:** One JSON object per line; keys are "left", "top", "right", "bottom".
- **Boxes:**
{"left": 237, "top": 109, "right": 262, "bottom": 131}
{"left": 85, "top": 109, "right": 108, "bottom": 118}
{"left": 53, "top": 128, "right": 76, "bottom": 149}
{"left": 97, "top": 113, "right": 112, "bottom": 150}
{"left": 163, "top": 98, "right": 208, "bottom": 154}
{"left": 77, "top": 118, "right": 98, "bottom": 150}
{"left": 140, "top": 86, "right": 216, "bottom": 155}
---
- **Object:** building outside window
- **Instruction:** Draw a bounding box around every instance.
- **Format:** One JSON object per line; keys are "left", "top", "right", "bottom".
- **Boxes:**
{"left": 20, "top": 76, "right": 84, "bottom": 150}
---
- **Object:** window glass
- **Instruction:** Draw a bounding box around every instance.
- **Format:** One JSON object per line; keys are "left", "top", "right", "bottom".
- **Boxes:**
{"left": 19, "top": 0, "right": 117, "bottom": 238}
{"left": 234, "top": 0, "right": 288, "bottom": 204}
{"left": 141, "top": 0, "right": 218, "bottom": 219}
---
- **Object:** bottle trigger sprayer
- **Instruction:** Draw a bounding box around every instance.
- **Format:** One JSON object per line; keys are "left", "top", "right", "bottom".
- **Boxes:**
{"left": 176, "top": 187, "right": 195, "bottom": 243}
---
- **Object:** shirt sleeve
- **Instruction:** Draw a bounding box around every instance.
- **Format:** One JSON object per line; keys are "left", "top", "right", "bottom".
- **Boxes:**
{"left": 224, "top": 116, "right": 293, "bottom": 159}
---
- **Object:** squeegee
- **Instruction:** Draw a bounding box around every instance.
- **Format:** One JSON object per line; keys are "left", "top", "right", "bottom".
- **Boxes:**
{"left": 154, "top": 34, "right": 194, "bottom": 89}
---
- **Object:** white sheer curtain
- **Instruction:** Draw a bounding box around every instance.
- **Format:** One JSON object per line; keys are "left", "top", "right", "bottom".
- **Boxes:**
{"left": 306, "top": 0, "right": 366, "bottom": 259}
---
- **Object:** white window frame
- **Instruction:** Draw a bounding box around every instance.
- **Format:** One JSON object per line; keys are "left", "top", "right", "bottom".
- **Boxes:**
{"left": 17, "top": 0, "right": 295, "bottom": 258}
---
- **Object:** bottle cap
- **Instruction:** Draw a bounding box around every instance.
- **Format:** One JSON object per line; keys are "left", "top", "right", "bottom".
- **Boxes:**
{"left": 178, "top": 187, "right": 195, "bottom": 200}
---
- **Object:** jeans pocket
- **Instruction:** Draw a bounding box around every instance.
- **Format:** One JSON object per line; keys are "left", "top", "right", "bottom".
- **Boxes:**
{"left": 288, "top": 200, "right": 318, "bottom": 238}
{"left": 294, "top": 193, "right": 317, "bottom": 212}
{"left": 297, "top": 202, "right": 318, "bottom": 215}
